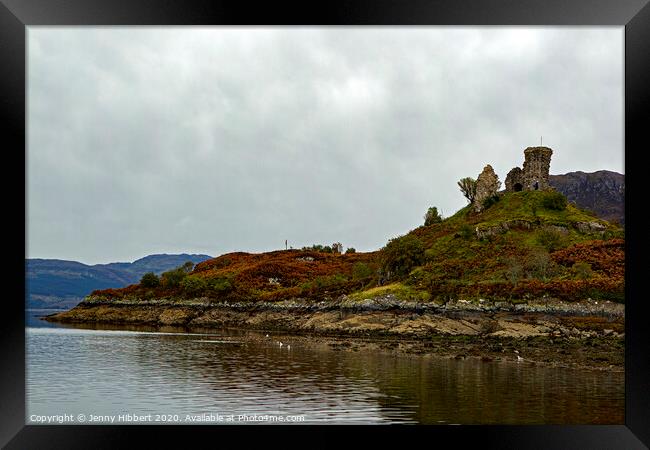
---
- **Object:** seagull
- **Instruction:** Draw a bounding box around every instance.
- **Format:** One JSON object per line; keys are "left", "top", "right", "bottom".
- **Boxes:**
{"left": 514, "top": 350, "right": 523, "bottom": 362}
{"left": 265, "top": 334, "right": 269, "bottom": 338}
{"left": 279, "top": 342, "right": 283, "bottom": 347}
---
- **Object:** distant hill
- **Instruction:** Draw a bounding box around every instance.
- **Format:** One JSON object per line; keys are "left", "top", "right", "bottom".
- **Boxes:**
{"left": 549, "top": 170, "right": 624, "bottom": 225}
{"left": 25, "top": 253, "right": 212, "bottom": 309}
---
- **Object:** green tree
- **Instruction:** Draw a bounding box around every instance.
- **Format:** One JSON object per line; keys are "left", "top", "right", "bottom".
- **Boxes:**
{"left": 161, "top": 264, "right": 190, "bottom": 288}
{"left": 458, "top": 177, "right": 477, "bottom": 203}
{"left": 140, "top": 272, "right": 160, "bottom": 288}
{"left": 424, "top": 206, "right": 443, "bottom": 226}
{"left": 345, "top": 247, "right": 356, "bottom": 254}
{"left": 382, "top": 235, "right": 425, "bottom": 278}
{"left": 181, "top": 261, "right": 195, "bottom": 273}
{"left": 352, "top": 262, "right": 373, "bottom": 280}
{"left": 206, "top": 277, "right": 233, "bottom": 294}
{"left": 180, "top": 275, "right": 208, "bottom": 296}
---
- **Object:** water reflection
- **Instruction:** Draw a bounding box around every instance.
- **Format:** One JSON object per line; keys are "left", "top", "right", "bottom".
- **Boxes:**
{"left": 26, "top": 321, "right": 623, "bottom": 424}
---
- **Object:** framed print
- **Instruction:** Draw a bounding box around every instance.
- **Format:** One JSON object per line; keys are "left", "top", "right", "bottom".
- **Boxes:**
{"left": 2, "top": 0, "right": 649, "bottom": 448}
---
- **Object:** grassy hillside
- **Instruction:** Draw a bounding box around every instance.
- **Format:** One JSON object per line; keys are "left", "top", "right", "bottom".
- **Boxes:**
{"left": 93, "top": 190, "right": 624, "bottom": 304}
{"left": 403, "top": 191, "right": 623, "bottom": 302}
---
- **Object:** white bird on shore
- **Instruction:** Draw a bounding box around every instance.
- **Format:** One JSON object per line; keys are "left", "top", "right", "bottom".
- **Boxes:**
{"left": 514, "top": 350, "right": 523, "bottom": 362}
{"left": 265, "top": 334, "right": 269, "bottom": 338}
{"left": 287, "top": 344, "right": 291, "bottom": 350}
{"left": 279, "top": 342, "right": 283, "bottom": 347}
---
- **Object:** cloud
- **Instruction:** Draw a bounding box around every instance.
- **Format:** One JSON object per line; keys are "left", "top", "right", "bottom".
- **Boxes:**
{"left": 27, "top": 27, "right": 623, "bottom": 264}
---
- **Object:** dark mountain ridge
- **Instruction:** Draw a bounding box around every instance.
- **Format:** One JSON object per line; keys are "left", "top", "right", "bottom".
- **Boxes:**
{"left": 26, "top": 253, "right": 212, "bottom": 309}
{"left": 549, "top": 170, "right": 624, "bottom": 225}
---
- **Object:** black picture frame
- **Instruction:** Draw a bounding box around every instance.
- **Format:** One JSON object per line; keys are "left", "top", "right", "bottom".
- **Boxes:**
{"left": 2, "top": 1, "right": 648, "bottom": 448}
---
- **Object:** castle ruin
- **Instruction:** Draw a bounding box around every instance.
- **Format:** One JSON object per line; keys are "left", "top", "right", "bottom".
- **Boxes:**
{"left": 505, "top": 146, "right": 553, "bottom": 192}
{"left": 471, "top": 146, "right": 553, "bottom": 212}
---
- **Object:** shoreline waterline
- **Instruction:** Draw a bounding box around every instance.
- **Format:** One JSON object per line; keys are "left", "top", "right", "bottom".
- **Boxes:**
{"left": 43, "top": 298, "right": 625, "bottom": 371}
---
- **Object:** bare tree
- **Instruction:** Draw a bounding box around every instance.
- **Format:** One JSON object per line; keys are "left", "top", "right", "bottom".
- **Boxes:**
{"left": 458, "top": 177, "right": 477, "bottom": 203}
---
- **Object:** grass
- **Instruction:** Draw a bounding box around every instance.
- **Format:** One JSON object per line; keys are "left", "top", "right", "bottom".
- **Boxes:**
{"left": 474, "top": 191, "right": 612, "bottom": 228}
{"left": 347, "top": 282, "right": 431, "bottom": 302}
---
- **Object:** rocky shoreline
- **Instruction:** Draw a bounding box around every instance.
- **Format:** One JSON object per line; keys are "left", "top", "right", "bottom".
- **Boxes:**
{"left": 45, "top": 294, "right": 624, "bottom": 371}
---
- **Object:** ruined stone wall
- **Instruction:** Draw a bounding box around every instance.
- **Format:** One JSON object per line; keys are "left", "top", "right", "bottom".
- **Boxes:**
{"left": 505, "top": 167, "right": 524, "bottom": 191}
{"left": 505, "top": 146, "right": 553, "bottom": 192}
{"left": 473, "top": 165, "right": 501, "bottom": 211}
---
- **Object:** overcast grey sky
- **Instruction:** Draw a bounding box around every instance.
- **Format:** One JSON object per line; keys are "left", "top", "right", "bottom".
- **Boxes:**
{"left": 27, "top": 27, "right": 624, "bottom": 265}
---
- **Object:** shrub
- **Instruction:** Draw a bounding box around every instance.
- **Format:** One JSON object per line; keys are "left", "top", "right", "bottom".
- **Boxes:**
{"left": 536, "top": 228, "right": 566, "bottom": 252}
{"left": 504, "top": 256, "right": 523, "bottom": 285}
{"left": 424, "top": 207, "right": 443, "bottom": 226}
{"left": 481, "top": 194, "right": 500, "bottom": 210}
{"left": 406, "top": 266, "right": 434, "bottom": 288}
{"left": 140, "top": 272, "right": 160, "bottom": 288}
{"left": 301, "top": 274, "right": 348, "bottom": 291}
{"left": 206, "top": 277, "right": 233, "bottom": 294}
{"left": 180, "top": 275, "right": 208, "bottom": 296}
{"left": 318, "top": 274, "right": 347, "bottom": 287}
{"left": 345, "top": 247, "right": 356, "bottom": 254}
{"left": 382, "top": 235, "right": 425, "bottom": 278}
{"left": 181, "top": 261, "right": 195, "bottom": 272}
{"left": 161, "top": 265, "right": 189, "bottom": 288}
{"left": 572, "top": 261, "right": 593, "bottom": 280}
{"left": 524, "top": 250, "right": 553, "bottom": 281}
{"left": 457, "top": 224, "right": 474, "bottom": 240}
{"left": 352, "top": 262, "right": 373, "bottom": 280}
{"left": 424, "top": 248, "right": 437, "bottom": 262}
{"left": 301, "top": 244, "right": 333, "bottom": 253}
{"left": 541, "top": 191, "right": 568, "bottom": 211}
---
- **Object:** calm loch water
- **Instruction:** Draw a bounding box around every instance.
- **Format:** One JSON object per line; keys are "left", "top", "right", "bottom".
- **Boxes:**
{"left": 26, "top": 311, "right": 624, "bottom": 425}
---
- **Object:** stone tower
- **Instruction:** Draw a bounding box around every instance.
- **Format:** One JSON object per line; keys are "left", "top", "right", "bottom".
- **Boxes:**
{"left": 505, "top": 146, "right": 553, "bottom": 192}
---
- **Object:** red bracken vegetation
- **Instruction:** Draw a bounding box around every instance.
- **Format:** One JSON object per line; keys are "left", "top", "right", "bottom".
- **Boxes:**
{"left": 92, "top": 249, "right": 380, "bottom": 302}
{"left": 428, "top": 278, "right": 623, "bottom": 303}
{"left": 192, "top": 250, "right": 378, "bottom": 290}
{"left": 551, "top": 239, "right": 624, "bottom": 278}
